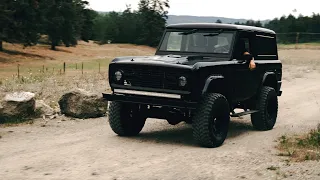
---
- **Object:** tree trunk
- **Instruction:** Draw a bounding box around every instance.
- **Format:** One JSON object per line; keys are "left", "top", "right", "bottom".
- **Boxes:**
{"left": 51, "top": 41, "right": 56, "bottom": 50}
{"left": 0, "top": 40, "right": 3, "bottom": 51}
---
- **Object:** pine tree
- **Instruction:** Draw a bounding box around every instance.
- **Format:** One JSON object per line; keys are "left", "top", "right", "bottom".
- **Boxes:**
{"left": 91, "top": 0, "right": 170, "bottom": 46}
{"left": 80, "top": 9, "right": 97, "bottom": 42}
{"left": 0, "top": 0, "right": 40, "bottom": 51}
{"left": 0, "top": 1, "right": 14, "bottom": 51}
{"left": 61, "top": 0, "right": 78, "bottom": 47}
{"left": 137, "top": 0, "right": 170, "bottom": 46}
{"left": 14, "top": 0, "right": 41, "bottom": 47}
{"left": 103, "top": 12, "right": 121, "bottom": 43}
{"left": 40, "top": 0, "right": 64, "bottom": 50}
{"left": 40, "top": 0, "right": 93, "bottom": 50}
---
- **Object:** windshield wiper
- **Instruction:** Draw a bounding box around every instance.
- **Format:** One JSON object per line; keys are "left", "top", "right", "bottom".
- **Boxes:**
{"left": 187, "top": 55, "right": 212, "bottom": 60}
{"left": 203, "top": 29, "right": 224, "bottom": 37}
{"left": 178, "top": 29, "right": 198, "bottom": 35}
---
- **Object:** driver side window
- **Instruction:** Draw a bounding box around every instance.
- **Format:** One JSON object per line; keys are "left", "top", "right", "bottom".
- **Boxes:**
{"left": 242, "top": 38, "right": 250, "bottom": 53}
{"left": 234, "top": 33, "right": 253, "bottom": 60}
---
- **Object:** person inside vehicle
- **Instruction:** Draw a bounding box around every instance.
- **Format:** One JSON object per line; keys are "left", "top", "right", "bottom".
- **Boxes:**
{"left": 191, "top": 34, "right": 207, "bottom": 52}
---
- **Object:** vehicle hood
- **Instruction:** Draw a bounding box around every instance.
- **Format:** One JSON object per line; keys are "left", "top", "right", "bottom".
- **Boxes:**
{"left": 111, "top": 55, "right": 227, "bottom": 67}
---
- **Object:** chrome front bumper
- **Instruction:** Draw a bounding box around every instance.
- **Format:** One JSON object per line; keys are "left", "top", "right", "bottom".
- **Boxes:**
{"left": 102, "top": 89, "right": 197, "bottom": 109}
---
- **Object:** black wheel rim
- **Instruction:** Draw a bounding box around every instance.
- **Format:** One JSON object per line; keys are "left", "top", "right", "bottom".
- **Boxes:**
{"left": 210, "top": 113, "right": 228, "bottom": 140}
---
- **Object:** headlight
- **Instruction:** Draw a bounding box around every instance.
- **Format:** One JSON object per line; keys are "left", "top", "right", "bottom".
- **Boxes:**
{"left": 178, "top": 76, "right": 187, "bottom": 87}
{"left": 114, "top": 71, "right": 122, "bottom": 81}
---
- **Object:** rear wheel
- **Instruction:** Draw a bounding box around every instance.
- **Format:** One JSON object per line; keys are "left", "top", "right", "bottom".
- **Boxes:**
{"left": 251, "top": 86, "right": 278, "bottom": 131}
{"left": 108, "top": 101, "right": 146, "bottom": 136}
{"left": 192, "top": 93, "right": 230, "bottom": 148}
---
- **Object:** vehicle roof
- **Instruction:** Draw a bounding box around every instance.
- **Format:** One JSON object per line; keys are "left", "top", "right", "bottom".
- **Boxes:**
{"left": 166, "top": 23, "right": 276, "bottom": 34}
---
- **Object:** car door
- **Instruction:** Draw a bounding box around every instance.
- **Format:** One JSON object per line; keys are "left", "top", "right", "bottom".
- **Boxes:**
{"left": 232, "top": 35, "right": 260, "bottom": 101}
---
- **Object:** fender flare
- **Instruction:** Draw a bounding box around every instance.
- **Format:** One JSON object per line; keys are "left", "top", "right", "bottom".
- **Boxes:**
{"left": 202, "top": 75, "right": 224, "bottom": 94}
{"left": 262, "top": 72, "right": 275, "bottom": 83}
{"left": 261, "top": 72, "right": 277, "bottom": 90}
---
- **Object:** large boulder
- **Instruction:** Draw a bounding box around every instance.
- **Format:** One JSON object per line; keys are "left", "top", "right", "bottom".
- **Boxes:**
{"left": 0, "top": 92, "right": 36, "bottom": 123}
{"left": 58, "top": 89, "right": 108, "bottom": 119}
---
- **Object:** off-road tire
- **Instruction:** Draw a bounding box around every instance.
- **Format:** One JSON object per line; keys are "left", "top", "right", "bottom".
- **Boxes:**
{"left": 251, "top": 86, "right": 278, "bottom": 131}
{"left": 108, "top": 101, "right": 146, "bottom": 136}
{"left": 192, "top": 93, "right": 230, "bottom": 148}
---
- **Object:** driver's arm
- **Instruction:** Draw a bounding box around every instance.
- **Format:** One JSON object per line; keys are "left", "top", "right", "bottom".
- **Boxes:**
{"left": 243, "top": 52, "right": 256, "bottom": 70}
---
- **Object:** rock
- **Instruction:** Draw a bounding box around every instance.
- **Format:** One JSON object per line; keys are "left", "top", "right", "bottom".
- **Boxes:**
{"left": 58, "top": 89, "right": 108, "bottom": 119}
{"left": 35, "top": 100, "right": 54, "bottom": 116}
{"left": 0, "top": 104, "right": 4, "bottom": 114}
{"left": 0, "top": 92, "right": 36, "bottom": 123}
{"left": 49, "top": 115, "right": 57, "bottom": 120}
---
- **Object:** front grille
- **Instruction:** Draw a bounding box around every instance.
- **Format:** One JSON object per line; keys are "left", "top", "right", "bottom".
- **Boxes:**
{"left": 119, "top": 66, "right": 187, "bottom": 90}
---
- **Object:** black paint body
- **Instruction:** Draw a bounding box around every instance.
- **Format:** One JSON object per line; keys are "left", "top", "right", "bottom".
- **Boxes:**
{"left": 103, "top": 23, "right": 282, "bottom": 112}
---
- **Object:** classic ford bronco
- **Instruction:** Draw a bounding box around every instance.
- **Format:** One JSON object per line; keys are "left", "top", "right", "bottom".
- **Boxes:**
{"left": 103, "top": 23, "right": 282, "bottom": 148}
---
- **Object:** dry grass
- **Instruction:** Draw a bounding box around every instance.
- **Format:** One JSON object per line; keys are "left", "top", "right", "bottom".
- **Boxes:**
{"left": 0, "top": 41, "right": 155, "bottom": 63}
{"left": 278, "top": 49, "right": 320, "bottom": 67}
{"left": 277, "top": 125, "right": 320, "bottom": 162}
{"left": 0, "top": 71, "right": 110, "bottom": 109}
{"left": 278, "top": 49, "right": 320, "bottom": 81}
{"left": 278, "top": 43, "right": 320, "bottom": 50}
{"left": 0, "top": 41, "right": 156, "bottom": 78}
{"left": 0, "top": 41, "right": 156, "bottom": 108}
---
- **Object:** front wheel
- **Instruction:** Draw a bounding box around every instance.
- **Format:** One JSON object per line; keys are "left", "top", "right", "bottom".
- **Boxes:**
{"left": 192, "top": 93, "right": 230, "bottom": 148}
{"left": 251, "top": 86, "right": 278, "bottom": 131}
{"left": 108, "top": 101, "right": 146, "bottom": 136}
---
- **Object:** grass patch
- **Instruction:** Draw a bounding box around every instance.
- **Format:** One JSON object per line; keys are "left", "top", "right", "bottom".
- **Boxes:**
{"left": 278, "top": 42, "right": 320, "bottom": 50}
{"left": 0, "top": 58, "right": 112, "bottom": 78}
{"left": 277, "top": 124, "right": 320, "bottom": 162}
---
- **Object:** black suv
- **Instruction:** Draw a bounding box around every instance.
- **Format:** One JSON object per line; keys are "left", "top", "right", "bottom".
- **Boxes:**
{"left": 103, "top": 23, "right": 282, "bottom": 148}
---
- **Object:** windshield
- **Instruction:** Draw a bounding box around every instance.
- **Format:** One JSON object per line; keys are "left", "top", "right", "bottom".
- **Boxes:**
{"left": 159, "top": 30, "right": 235, "bottom": 54}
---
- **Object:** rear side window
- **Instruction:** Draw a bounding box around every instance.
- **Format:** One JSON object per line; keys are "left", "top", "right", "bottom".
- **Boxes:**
{"left": 253, "top": 34, "right": 278, "bottom": 60}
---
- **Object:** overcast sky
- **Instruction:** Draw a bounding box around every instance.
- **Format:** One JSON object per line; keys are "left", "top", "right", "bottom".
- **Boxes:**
{"left": 87, "top": 0, "right": 319, "bottom": 20}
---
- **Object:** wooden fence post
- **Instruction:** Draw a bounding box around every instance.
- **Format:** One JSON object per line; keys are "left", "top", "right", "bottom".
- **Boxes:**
{"left": 295, "top": 32, "right": 300, "bottom": 49}
{"left": 82, "top": 62, "right": 83, "bottom": 74}
{"left": 63, "top": 62, "right": 66, "bottom": 73}
{"left": 17, "top": 64, "right": 20, "bottom": 78}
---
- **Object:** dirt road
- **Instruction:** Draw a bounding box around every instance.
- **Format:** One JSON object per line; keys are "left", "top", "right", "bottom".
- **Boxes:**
{"left": 1, "top": 69, "right": 320, "bottom": 180}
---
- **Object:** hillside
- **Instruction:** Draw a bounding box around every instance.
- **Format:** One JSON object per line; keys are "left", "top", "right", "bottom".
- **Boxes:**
{"left": 167, "top": 15, "right": 270, "bottom": 25}
{"left": 97, "top": 11, "right": 270, "bottom": 25}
